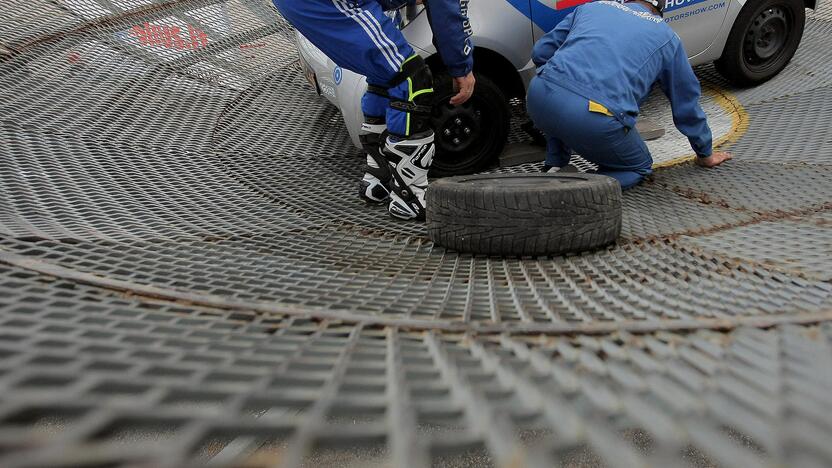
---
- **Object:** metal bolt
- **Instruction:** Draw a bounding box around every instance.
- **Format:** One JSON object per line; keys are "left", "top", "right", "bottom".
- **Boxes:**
{"left": 453, "top": 138, "right": 461, "bottom": 145}
{"left": 444, "top": 128, "right": 451, "bottom": 136}
{"left": 454, "top": 118, "right": 462, "bottom": 126}
{"left": 463, "top": 127, "right": 471, "bottom": 135}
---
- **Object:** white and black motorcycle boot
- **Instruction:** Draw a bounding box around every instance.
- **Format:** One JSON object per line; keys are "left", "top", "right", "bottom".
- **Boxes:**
{"left": 385, "top": 131, "right": 435, "bottom": 221}
{"left": 358, "top": 117, "right": 394, "bottom": 204}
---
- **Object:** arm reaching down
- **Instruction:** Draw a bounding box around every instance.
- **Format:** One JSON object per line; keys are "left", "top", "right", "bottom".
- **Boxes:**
{"left": 658, "top": 39, "right": 714, "bottom": 158}
{"left": 423, "top": 0, "right": 474, "bottom": 78}
{"left": 423, "top": 0, "right": 475, "bottom": 104}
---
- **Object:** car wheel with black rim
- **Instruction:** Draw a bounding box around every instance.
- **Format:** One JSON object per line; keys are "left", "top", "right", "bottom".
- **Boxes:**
{"left": 429, "top": 72, "right": 509, "bottom": 177}
{"left": 715, "top": 0, "right": 805, "bottom": 86}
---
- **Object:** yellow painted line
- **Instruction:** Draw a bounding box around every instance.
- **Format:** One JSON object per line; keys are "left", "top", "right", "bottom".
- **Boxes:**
{"left": 652, "top": 83, "right": 750, "bottom": 169}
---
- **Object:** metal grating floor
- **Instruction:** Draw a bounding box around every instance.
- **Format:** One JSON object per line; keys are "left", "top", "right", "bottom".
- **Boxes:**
{"left": 0, "top": 1, "right": 831, "bottom": 466}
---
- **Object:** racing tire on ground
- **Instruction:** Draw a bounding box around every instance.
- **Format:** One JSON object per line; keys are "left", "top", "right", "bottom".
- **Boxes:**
{"left": 429, "top": 72, "right": 510, "bottom": 177}
{"left": 426, "top": 173, "right": 623, "bottom": 257}
{"left": 714, "top": 0, "right": 805, "bottom": 87}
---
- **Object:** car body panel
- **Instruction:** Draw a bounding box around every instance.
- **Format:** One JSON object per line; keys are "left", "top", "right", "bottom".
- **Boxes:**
{"left": 294, "top": 0, "right": 748, "bottom": 148}
{"left": 399, "top": 1, "right": 536, "bottom": 70}
{"left": 686, "top": 0, "right": 743, "bottom": 63}
{"left": 662, "top": 0, "right": 732, "bottom": 57}
{"left": 523, "top": 0, "right": 731, "bottom": 59}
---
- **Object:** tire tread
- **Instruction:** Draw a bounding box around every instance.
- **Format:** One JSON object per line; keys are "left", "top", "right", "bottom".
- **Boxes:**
{"left": 426, "top": 174, "right": 623, "bottom": 256}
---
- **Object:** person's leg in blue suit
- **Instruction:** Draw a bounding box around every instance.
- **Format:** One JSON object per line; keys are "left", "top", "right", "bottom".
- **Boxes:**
{"left": 273, "top": 0, "right": 435, "bottom": 220}
{"left": 527, "top": 77, "right": 653, "bottom": 190}
{"left": 545, "top": 135, "right": 572, "bottom": 170}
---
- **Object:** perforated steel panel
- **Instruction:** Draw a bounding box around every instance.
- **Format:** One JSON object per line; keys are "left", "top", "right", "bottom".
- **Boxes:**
{"left": 1, "top": 1, "right": 831, "bottom": 466}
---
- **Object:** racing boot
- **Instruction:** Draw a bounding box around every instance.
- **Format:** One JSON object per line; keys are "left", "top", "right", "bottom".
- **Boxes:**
{"left": 358, "top": 116, "right": 394, "bottom": 204}
{"left": 385, "top": 131, "right": 435, "bottom": 221}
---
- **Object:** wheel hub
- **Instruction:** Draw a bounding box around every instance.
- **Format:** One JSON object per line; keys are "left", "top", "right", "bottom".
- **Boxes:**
{"left": 434, "top": 103, "right": 481, "bottom": 154}
{"left": 744, "top": 7, "right": 789, "bottom": 65}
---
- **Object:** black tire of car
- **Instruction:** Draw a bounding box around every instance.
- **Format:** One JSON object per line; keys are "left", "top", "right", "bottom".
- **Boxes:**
{"left": 429, "top": 72, "right": 510, "bottom": 177}
{"left": 425, "top": 173, "right": 623, "bottom": 257}
{"left": 714, "top": 0, "right": 806, "bottom": 87}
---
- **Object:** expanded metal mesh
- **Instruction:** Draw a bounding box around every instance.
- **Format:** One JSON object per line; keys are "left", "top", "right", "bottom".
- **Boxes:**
{"left": 1, "top": 1, "right": 831, "bottom": 466}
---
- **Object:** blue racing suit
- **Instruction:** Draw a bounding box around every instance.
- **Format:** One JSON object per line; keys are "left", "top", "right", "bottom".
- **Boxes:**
{"left": 273, "top": 0, "right": 473, "bottom": 137}
{"left": 526, "top": 1, "right": 713, "bottom": 189}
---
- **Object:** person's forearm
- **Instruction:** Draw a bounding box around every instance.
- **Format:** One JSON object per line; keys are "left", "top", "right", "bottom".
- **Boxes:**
{"left": 690, "top": 126, "right": 713, "bottom": 157}
{"left": 424, "top": 0, "right": 474, "bottom": 77}
{"left": 669, "top": 100, "right": 712, "bottom": 157}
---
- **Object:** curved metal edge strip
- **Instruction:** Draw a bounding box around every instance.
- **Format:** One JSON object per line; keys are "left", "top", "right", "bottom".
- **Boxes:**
{"left": 653, "top": 83, "right": 750, "bottom": 170}
{"left": 3, "top": 248, "right": 830, "bottom": 336}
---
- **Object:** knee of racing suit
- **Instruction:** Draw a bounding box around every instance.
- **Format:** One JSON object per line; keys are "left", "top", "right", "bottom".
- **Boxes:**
{"left": 386, "top": 55, "right": 434, "bottom": 138}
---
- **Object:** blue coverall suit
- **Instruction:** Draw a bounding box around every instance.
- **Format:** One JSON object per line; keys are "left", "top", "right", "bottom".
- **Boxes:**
{"left": 527, "top": 1, "right": 713, "bottom": 189}
{"left": 273, "top": 0, "right": 473, "bottom": 138}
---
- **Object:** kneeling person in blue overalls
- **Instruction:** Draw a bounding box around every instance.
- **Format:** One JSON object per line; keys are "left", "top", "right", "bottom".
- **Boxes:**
{"left": 273, "top": 0, "right": 475, "bottom": 220}
{"left": 527, "top": 0, "right": 732, "bottom": 190}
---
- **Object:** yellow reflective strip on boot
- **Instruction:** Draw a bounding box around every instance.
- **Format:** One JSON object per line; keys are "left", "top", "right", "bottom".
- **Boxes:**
{"left": 589, "top": 100, "right": 614, "bottom": 117}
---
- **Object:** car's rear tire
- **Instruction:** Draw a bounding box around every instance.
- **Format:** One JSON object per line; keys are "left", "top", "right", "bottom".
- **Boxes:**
{"left": 426, "top": 173, "right": 622, "bottom": 257}
{"left": 429, "top": 72, "right": 510, "bottom": 177}
{"left": 715, "top": 0, "right": 805, "bottom": 87}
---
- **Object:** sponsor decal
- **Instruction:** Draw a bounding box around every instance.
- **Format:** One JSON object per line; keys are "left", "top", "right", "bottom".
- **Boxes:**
{"left": 664, "top": 1, "right": 727, "bottom": 22}
{"left": 333, "top": 66, "right": 343, "bottom": 85}
{"left": 603, "top": 1, "right": 664, "bottom": 22}
{"left": 124, "top": 23, "right": 209, "bottom": 50}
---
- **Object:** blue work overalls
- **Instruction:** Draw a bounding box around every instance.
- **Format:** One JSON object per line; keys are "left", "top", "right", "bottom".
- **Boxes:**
{"left": 527, "top": 1, "right": 713, "bottom": 189}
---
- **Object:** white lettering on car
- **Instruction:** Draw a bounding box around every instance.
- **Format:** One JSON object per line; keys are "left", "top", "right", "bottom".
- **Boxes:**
{"left": 599, "top": 1, "right": 664, "bottom": 23}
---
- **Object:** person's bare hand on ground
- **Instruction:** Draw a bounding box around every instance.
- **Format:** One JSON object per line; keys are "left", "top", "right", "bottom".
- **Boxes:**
{"left": 450, "top": 72, "right": 476, "bottom": 106}
{"left": 695, "top": 151, "right": 733, "bottom": 168}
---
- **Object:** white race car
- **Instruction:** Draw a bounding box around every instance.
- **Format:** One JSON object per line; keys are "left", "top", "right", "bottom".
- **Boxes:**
{"left": 297, "top": 0, "right": 813, "bottom": 175}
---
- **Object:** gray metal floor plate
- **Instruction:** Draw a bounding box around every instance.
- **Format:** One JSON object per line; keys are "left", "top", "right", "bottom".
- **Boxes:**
{"left": 677, "top": 215, "right": 832, "bottom": 280}
{"left": 725, "top": 88, "right": 832, "bottom": 165}
{"left": 1, "top": 1, "right": 831, "bottom": 466}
